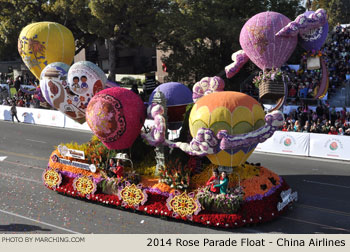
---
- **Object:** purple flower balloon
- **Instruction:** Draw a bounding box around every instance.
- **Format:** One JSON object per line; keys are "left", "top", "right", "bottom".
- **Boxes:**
{"left": 240, "top": 12, "right": 297, "bottom": 70}
{"left": 299, "top": 11, "right": 329, "bottom": 51}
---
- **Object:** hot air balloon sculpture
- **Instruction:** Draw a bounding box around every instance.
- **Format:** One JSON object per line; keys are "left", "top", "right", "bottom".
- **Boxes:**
{"left": 275, "top": 9, "right": 329, "bottom": 99}
{"left": 149, "top": 82, "right": 193, "bottom": 130}
{"left": 18, "top": 22, "right": 75, "bottom": 80}
{"left": 40, "top": 61, "right": 107, "bottom": 124}
{"left": 225, "top": 12, "right": 298, "bottom": 110}
{"left": 86, "top": 87, "right": 146, "bottom": 150}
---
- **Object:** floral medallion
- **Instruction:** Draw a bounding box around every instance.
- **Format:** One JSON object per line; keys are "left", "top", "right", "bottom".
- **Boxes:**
{"left": 73, "top": 176, "right": 97, "bottom": 196}
{"left": 86, "top": 94, "right": 126, "bottom": 143}
{"left": 118, "top": 183, "right": 147, "bottom": 208}
{"left": 42, "top": 168, "right": 62, "bottom": 189}
{"left": 166, "top": 191, "right": 201, "bottom": 218}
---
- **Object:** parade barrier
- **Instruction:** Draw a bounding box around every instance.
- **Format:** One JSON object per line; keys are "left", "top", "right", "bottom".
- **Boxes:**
{"left": 1, "top": 105, "right": 350, "bottom": 161}
{"left": 256, "top": 131, "right": 350, "bottom": 161}
{"left": 255, "top": 131, "right": 310, "bottom": 156}
{"left": 0, "top": 105, "right": 79, "bottom": 130}
{"left": 309, "top": 133, "right": 350, "bottom": 161}
{"left": 64, "top": 116, "right": 91, "bottom": 131}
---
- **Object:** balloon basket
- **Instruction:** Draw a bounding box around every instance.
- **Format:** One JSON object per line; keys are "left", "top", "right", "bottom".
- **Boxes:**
{"left": 43, "top": 148, "right": 297, "bottom": 229}
{"left": 259, "top": 80, "right": 285, "bottom": 101}
{"left": 307, "top": 56, "right": 320, "bottom": 70}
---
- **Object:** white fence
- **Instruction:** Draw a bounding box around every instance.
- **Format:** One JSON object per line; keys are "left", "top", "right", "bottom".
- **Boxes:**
{"left": 255, "top": 131, "right": 350, "bottom": 161}
{"left": 1, "top": 105, "right": 350, "bottom": 161}
{"left": 0, "top": 105, "right": 89, "bottom": 131}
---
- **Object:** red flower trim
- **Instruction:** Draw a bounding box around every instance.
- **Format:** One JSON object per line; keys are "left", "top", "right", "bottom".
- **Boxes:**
{"left": 46, "top": 174, "right": 293, "bottom": 228}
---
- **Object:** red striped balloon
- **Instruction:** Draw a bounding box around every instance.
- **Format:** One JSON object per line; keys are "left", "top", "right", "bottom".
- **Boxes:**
{"left": 240, "top": 12, "right": 297, "bottom": 70}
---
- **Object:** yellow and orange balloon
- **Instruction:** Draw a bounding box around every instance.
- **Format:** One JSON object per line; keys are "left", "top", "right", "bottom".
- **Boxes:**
{"left": 189, "top": 91, "right": 265, "bottom": 167}
{"left": 18, "top": 22, "right": 75, "bottom": 80}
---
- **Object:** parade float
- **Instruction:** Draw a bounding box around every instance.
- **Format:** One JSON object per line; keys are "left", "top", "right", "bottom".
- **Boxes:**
{"left": 15, "top": 11, "right": 330, "bottom": 228}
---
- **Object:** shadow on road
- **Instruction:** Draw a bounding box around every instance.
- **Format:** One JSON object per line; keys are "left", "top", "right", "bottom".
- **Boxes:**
{"left": 0, "top": 223, "right": 51, "bottom": 232}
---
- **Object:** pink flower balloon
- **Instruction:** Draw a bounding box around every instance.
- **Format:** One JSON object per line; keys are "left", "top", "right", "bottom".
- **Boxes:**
{"left": 86, "top": 87, "right": 146, "bottom": 150}
{"left": 240, "top": 11, "right": 297, "bottom": 70}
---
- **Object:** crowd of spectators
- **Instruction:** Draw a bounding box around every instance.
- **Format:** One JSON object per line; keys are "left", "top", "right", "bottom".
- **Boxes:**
{"left": 280, "top": 103, "right": 350, "bottom": 136}
{"left": 0, "top": 91, "right": 41, "bottom": 108}
{"left": 0, "top": 74, "right": 43, "bottom": 108}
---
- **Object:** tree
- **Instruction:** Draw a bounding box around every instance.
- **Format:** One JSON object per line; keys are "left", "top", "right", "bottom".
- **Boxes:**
{"left": 0, "top": 0, "right": 98, "bottom": 61}
{"left": 311, "top": 0, "right": 350, "bottom": 27}
{"left": 44, "top": 0, "right": 99, "bottom": 55}
{"left": 88, "top": 0, "right": 168, "bottom": 82}
{"left": 0, "top": 0, "right": 49, "bottom": 60}
{"left": 158, "top": 0, "right": 305, "bottom": 86}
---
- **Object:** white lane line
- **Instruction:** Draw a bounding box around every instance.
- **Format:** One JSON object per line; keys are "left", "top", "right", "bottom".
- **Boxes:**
{"left": 26, "top": 139, "right": 47, "bottom": 144}
{"left": 0, "top": 171, "right": 42, "bottom": 184}
{"left": 0, "top": 156, "right": 7, "bottom": 162}
{"left": 0, "top": 208, "right": 81, "bottom": 234}
{"left": 4, "top": 160, "right": 45, "bottom": 171}
{"left": 303, "top": 179, "right": 350, "bottom": 189}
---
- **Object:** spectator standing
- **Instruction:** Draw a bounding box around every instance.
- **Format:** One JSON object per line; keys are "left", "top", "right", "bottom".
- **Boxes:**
{"left": 10, "top": 101, "right": 20, "bottom": 123}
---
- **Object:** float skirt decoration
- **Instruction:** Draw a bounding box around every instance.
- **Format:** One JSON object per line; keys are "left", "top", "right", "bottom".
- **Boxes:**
{"left": 44, "top": 149, "right": 296, "bottom": 228}
{"left": 166, "top": 191, "right": 201, "bottom": 219}
{"left": 118, "top": 182, "right": 148, "bottom": 208}
{"left": 72, "top": 175, "right": 97, "bottom": 196}
{"left": 42, "top": 168, "right": 62, "bottom": 189}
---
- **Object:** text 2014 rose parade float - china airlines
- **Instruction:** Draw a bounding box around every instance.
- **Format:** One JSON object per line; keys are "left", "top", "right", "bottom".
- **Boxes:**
{"left": 17, "top": 12, "right": 329, "bottom": 227}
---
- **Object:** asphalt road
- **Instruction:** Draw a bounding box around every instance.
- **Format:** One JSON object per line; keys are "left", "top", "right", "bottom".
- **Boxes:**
{"left": 0, "top": 120, "right": 349, "bottom": 234}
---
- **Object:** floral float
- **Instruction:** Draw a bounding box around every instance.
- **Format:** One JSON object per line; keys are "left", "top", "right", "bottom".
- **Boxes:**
{"left": 17, "top": 19, "right": 298, "bottom": 229}
{"left": 42, "top": 79, "right": 297, "bottom": 228}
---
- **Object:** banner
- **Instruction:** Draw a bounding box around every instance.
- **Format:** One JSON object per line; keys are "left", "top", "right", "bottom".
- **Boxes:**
{"left": 255, "top": 131, "right": 310, "bottom": 156}
{"left": 0, "top": 105, "right": 11, "bottom": 121}
{"left": 309, "top": 133, "right": 350, "bottom": 161}
{"left": 0, "top": 105, "right": 65, "bottom": 127}
{"left": 19, "top": 107, "right": 65, "bottom": 127}
{"left": 64, "top": 116, "right": 91, "bottom": 131}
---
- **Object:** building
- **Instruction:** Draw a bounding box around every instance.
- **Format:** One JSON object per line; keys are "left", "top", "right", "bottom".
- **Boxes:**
{"left": 75, "top": 40, "right": 157, "bottom": 76}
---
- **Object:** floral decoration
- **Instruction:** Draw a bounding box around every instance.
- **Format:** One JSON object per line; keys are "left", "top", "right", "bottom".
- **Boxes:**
{"left": 158, "top": 158, "right": 194, "bottom": 190}
{"left": 72, "top": 175, "right": 97, "bottom": 196}
{"left": 196, "top": 186, "right": 244, "bottom": 214}
{"left": 46, "top": 169, "right": 293, "bottom": 228}
{"left": 302, "top": 50, "right": 323, "bottom": 58}
{"left": 166, "top": 191, "right": 201, "bottom": 218}
{"left": 118, "top": 182, "right": 148, "bottom": 208}
{"left": 252, "top": 68, "right": 284, "bottom": 88}
{"left": 42, "top": 168, "right": 62, "bottom": 189}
